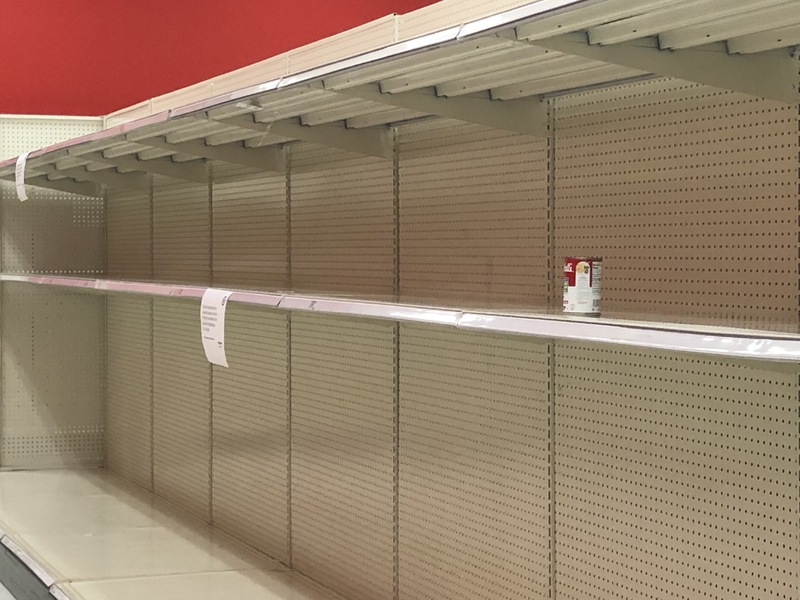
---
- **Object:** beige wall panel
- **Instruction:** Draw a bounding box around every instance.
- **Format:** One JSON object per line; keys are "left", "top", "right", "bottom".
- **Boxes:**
{"left": 290, "top": 313, "right": 396, "bottom": 600}
{"left": 150, "top": 81, "right": 214, "bottom": 115}
{"left": 398, "top": 0, "right": 537, "bottom": 40}
{"left": 397, "top": 119, "right": 549, "bottom": 309}
{"left": 554, "top": 78, "right": 799, "bottom": 330}
{"left": 209, "top": 55, "right": 287, "bottom": 97}
{"left": 1, "top": 183, "right": 104, "bottom": 275}
{"left": 287, "top": 16, "right": 397, "bottom": 74}
{"left": 106, "top": 296, "right": 153, "bottom": 490}
{"left": 555, "top": 342, "right": 800, "bottom": 600}
{"left": 212, "top": 304, "right": 290, "bottom": 563}
{"left": 1, "top": 285, "right": 104, "bottom": 468}
{"left": 212, "top": 164, "right": 288, "bottom": 290}
{"left": 153, "top": 175, "right": 210, "bottom": 285}
{"left": 153, "top": 298, "right": 211, "bottom": 522}
{"left": 107, "top": 187, "right": 152, "bottom": 280}
{"left": 105, "top": 101, "right": 151, "bottom": 129}
{"left": 399, "top": 324, "right": 552, "bottom": 600}
{"left": 0, "top": 116, "right": 102, "bottom": 161}
{"left": 290, "top": 144, "right": 395, "bottom": 297}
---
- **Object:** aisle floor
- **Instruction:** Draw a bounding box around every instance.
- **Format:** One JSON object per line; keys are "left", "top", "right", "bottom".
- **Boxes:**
{"left": 0, "top": 469, "right": 334, "bottom": 600}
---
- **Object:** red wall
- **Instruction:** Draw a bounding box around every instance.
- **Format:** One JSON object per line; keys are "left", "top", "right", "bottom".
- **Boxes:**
{"left": 0, "top": 0, "right": 437, "bottom": 116}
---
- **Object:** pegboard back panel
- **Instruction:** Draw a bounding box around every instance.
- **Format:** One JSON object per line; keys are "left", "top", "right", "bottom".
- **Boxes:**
{"left": 0, "top": 116, "right": 102, "bottom": 161}
{"left": 397, "top": 118, "right": 549, "bottom": 309}
{"left": 152, "top": 175, "right": 211, "bottom": 285}
{"left": 212, "top": 164, "right": 288, "bottom": 290}
{"left": 554, "top": 342, "right": 800, "bottom": 600}
{"left": 106, "top": 296, "right": 153, "bottom": 490}
{"left": 152, "top": 298, "right": 211, "bottom": 522}
{"left": 1, "top": 284, "right": 104, "bottom": 469}
{"left": 399, "top": 324, "right": 552, "bottom": 600}
{"left": 290, "top": 313, "right": 396, "bottom": 600}
{"left": 107, "top": 187, "right": 152, "bottom": 280}
{"left": 290, "top": 144, "right": 395, "bottom": 297}
{"left": 211, "top": 303, "right": 290, "bottom": 562}
{"left": 1, "top": 182, "right": 104, "bottom": 275}
{"left": 554, "top": 77, "right": 799, "bottom": 330}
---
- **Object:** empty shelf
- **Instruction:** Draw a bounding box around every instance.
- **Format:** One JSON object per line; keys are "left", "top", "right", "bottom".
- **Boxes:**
{"left": 0, "top": 470, "right": 335, "bottom": 600}
{"left": 3, "top": 274, "right": 800, "bottom": 362}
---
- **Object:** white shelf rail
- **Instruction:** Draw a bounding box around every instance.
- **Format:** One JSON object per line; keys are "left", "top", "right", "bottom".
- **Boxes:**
{"left": 0, "top": 535, "right": 55, "bottom": 588}
{"left": 3, "top": 274, "right": 800, "bottom": 363}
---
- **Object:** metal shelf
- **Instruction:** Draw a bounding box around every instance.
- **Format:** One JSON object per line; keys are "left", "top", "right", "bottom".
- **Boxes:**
{"left": 0, "top": 469, "right": 334, "bottom": 600}
{"left": 1, "top": 0, "right": 798, "bottom": 196}
{"left": 4, "top": 274, "right": 799, "bottom": 363}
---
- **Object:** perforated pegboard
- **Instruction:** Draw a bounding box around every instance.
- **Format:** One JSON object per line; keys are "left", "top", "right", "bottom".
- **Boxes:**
{"left": 107, "top": 187, "right": 153, "bottom": 280}
{"left": 553, "top": 78, "right": 799, "bottom": 331}
{"left": 1, "top": 181, "right": 104, "bottom": 275}
{"left": 152, "top": 175, "right": 211, "bottom": 285}
{"left": 554, "top": 342, "right": 800, "bottom": 600}
{"left": 397, "top": 118, "right": 549, "bottom": 308}
{"left": 106, "top": 296, "right": 153, "bottom": 490}
{"left": 399, "top": 324, "right": 552, "bottom": 600}
{"left": 290, "top": 143, "right": 395, "bottom": 297}
{"left": 1, "top": 283, "right": 104, "bottom": 469}
{"left": 0, "top": 116, "right": 102, "bottom": 161}
{"left": 152, "top": 298, "right": 211, "bottom": 522}
{"left": 212, "top": 163, "right": 288, "bottom": 290}
{"left": 211, "top": 303, "right": 290, "bottom": 562}
{"left": 290, "top": 313, "right": 396, "bottom": 600}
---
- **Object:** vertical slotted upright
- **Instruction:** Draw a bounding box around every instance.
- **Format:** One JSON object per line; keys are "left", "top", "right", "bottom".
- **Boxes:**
{"left": 106, "top": 296, "right": 153, "bottom": 490}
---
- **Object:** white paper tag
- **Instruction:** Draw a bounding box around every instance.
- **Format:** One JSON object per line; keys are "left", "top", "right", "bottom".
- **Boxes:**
{"left": 200, "top": 288, "right": 233, "bottom": 367}
{"left": 15, "top": 152, "right": 30, "bottom": 202}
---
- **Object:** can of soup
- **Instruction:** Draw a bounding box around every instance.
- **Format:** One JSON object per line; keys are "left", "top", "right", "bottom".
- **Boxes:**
{"left": 563, "top": 257, "right": 602, "bottom": 315}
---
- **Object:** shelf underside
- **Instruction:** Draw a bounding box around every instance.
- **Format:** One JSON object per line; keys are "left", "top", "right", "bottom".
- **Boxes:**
{"left": 1, "top": 0, "right": 798, "bottom": 196}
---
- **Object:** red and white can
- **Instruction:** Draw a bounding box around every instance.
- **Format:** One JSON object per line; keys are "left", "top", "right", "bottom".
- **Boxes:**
{"left": 563, "top": 257, "right": 602, "bottom": 315}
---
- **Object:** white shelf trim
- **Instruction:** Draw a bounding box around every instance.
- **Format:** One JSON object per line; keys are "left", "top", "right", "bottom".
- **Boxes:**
{"left": 0, "top": 536, "right": 55, "bottom": 588}
{"left": 3, "top": 274, "right": 799, "bottom": 363}
{"left": 49, "top": 586, "right": 71, "bottom": 600}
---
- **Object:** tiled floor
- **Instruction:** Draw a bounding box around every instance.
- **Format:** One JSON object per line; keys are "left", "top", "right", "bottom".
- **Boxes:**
{"left": 0, "top": 469, "right": 335, "bottom": 600}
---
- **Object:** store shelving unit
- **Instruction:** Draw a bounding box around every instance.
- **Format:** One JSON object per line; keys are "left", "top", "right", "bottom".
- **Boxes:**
{"left": 0, "top": 1, "right": 799, "bottom": 599}
{"left": 3, "top": 274, "right": 800, "bottom": 361}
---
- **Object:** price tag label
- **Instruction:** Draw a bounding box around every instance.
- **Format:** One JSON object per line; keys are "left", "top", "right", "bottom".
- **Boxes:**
{"left": 200, "top": 288, "right": 233, "bottom": 367}
{"left": 15, "top": 152, "right": 30, "bottom": 201}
